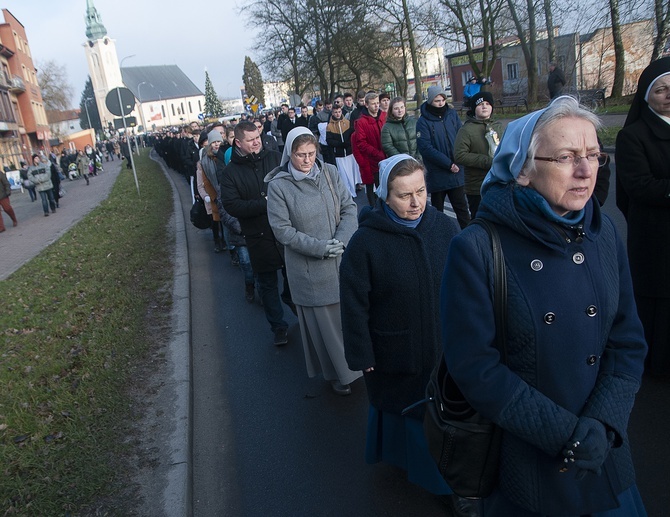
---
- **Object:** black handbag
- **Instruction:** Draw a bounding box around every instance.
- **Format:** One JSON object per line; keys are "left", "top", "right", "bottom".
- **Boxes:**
{"left": 422, "top": 218, "right": 507, "bottom": 499}
{"left": 190, "top": 198, "right": 212, "bottom": 230}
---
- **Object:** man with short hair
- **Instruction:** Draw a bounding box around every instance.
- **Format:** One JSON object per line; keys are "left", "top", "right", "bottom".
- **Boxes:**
{"left": 219, "top": 121, "right": 293, "bottom": 346}
{"left": 347, "top": 90, "right": 368, "bottom": 125}
{"left": 279, "top": 107, "right": 307, "bottom": 144}
{"left": 253, "top": 118, "right": 278, "bottom": 152}
{"left": 351, "top": 92, "right": 386, "bottom": 206}
{"left": 547, "top": 62, "right": 566, "bottom": 99}
{"left": 342, "top": 93, "right": 354, "bottom": 115}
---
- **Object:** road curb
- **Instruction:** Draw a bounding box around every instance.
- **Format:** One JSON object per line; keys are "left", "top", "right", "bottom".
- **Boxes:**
{"left": 152, "top": 150, "right": 193, "bottom": 517}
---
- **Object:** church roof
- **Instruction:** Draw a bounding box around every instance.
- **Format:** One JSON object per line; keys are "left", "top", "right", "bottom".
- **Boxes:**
{"left": 121, "top": 65, "right": 203, "bottom": 102}
{"left": 85, "top": 0, "right": 107, "bottom": 40}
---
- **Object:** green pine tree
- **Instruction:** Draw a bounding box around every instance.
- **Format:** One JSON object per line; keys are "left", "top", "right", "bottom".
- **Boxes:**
{"left": 204, "top": 71, "right": 224, "bottom": 118}
{"left": 79, "top": 77, "right": 102, "bottom": 131}
{"left": 242, "top": 56, "right": 265, "bottom": 106}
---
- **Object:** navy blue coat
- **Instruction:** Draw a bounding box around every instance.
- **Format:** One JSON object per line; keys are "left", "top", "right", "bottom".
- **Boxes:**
{"left": 416, "top": 102, "right": 463, "bottom": 193}
{"left": 441, "top": 183, "right": 647, "bottom": 515}
{"left": 341, "top": 202, "right": 459, "bottom": 416}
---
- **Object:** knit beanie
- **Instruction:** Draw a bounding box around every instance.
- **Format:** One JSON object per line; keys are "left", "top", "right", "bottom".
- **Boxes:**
{"left": 207, "top": 129, "right": 223, "bottom": 144}
{"left": 426, "top": 86, "right": 448, "bottom": 105}
{"left": 471, "top": 91, "right": 494, "bottom": 110}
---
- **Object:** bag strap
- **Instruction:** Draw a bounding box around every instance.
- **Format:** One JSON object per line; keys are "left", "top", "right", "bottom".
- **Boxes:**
{"left": 322, "top": 164, "right": 341, "bottom": 226}
{"left": 471, "top": 219, "right": 508, "bottom": 365}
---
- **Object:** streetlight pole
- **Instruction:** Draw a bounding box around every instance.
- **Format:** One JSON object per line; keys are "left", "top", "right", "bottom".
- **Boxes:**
{"left": 119, "top": 55, "right": 140, "bottom": 195}
{"left": 83, "top": 97, "right": 93, "bottom": 131}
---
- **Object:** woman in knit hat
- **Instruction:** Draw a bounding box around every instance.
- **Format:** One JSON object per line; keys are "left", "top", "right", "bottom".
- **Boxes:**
{"left": 197, "top": 129, "right": 223, "bottom": 252}
{"left": 442, "top": 96, "right": 647, "bottom": 515}
{"left": 616, "top": 56, "right": 670, "bottom": 377}
{"left": 454, "top": 90, "right": 502, "bottom": 218}
{"left": 340, "top": 154, "right": 463, "bottom": 508}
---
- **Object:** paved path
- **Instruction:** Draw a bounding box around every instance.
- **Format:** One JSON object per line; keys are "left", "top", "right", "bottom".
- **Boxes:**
{"left": 0, "top": 158, "right": 122, "bottom": 281}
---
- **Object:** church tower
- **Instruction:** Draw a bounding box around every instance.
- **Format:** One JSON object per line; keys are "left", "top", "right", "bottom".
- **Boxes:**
{"left": 83, "top": 0, "right": 123, "bottom": 129}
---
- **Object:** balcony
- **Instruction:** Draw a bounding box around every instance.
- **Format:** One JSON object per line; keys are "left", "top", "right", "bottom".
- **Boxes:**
{"left": 8, "top": 74, "right": 25, "bottom": 93}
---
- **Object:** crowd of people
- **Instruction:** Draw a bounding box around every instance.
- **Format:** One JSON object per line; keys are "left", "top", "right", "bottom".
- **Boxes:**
{"left": 145, "top": 62, "right": 669, "bottom": 514}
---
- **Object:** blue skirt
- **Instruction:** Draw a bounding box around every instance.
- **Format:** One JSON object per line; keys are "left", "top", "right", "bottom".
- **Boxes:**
{"left": 365, "top": 406, "right": 453, "bottom": 495}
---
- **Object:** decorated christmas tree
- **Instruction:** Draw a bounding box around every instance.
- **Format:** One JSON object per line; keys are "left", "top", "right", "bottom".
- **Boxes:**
{"left": 204, "top": 70, "right": 224, "bottom": 118}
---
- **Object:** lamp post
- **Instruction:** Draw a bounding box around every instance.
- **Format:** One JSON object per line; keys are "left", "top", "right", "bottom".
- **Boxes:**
{"left": 137, "top": 81, "right": 152, "bottom": 136}
{"left": 83, "top": 97, "right": 94, "bottom": 131}
{"left": 119, "top": 55, "right": 140, "bottom": 195}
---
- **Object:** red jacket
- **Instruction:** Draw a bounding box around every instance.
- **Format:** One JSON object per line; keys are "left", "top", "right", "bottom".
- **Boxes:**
{"left": 351, "top": 110, "right": 386, "bottom": 184}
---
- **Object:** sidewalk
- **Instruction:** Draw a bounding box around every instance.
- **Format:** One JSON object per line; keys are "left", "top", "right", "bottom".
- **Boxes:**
{"left": 0, "top": 158, "right": 122, "bottom": 281}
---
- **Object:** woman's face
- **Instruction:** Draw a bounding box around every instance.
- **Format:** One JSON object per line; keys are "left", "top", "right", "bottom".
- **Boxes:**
{"left": 430, "top": 95, "right": 446, "bottom": 108}
{"left": 392, "top": 102, "right": 406, "bottom": 119}
{"left": 386, "top": 168, "right": 427, "bottom": 220}
{"left": 518, "top": 117, "right": 599, "bottom": 216}
{"left": 33, "top": 156, "right": 40, "bottom": 165}
{"left": 210, "top": 141, "right": 221, "bottom": 152}
{"left": 647, "top": 75, "right": 670, "bottom": 117}
{"left": 291, "top": 142, "right": 317, "bottom": 174}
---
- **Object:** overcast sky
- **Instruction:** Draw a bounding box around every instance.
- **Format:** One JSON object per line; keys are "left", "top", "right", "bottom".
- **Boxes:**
{"left": 2, "top": 0, "right": 255, "bottom": 107}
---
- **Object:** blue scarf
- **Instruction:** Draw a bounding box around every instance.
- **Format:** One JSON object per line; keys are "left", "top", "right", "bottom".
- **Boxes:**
{"left": 514, "top": 186, "right": 584, "bottom": 226}
{"left": 383, "top": 201, "right": 422, "bottom": 228}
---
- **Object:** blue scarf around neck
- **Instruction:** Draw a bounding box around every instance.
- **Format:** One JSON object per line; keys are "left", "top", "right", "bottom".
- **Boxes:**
{"left": 383, "top": 201, "right": 423, "bottom": 228}
{"left": 514, "top": 186, "right": 584, "bottom": 226}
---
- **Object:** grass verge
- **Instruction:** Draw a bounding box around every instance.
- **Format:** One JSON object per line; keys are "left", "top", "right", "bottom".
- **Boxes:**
{"left": 0, "top": 150, "right": 173, "bottom": 515}
{"left": 598, "top": 126, "right": 621, "bottom": 147}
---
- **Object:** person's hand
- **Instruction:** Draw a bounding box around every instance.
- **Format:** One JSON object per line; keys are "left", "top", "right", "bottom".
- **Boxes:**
{"left": 563, "top": 417, "right": 612, "bottom": 479}
{"left": 364, "top": 366, "right": 375, "bottom": 373}
{"left": 450, "top": 163, "right": 459, "bottom": 173}
{"left": 324, "top": 239, "right": 344, "bottom": 258}
{"left": 204, "top": 195, "right": 211, "bottom": 203}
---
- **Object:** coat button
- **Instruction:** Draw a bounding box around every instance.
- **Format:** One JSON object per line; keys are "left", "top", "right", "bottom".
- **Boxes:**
{"left": 544, "top": 312, "right": 556, "bottom": 324}
{"left": 586, "top": 355, "right": 598, "bottom": 366}
{"left": 530, "top": 259, "right": 543, "bottom": 271}
{"left": 573, "top": 252, "right": 585, "bottom": 264}
{"left": 586, "top": 305, "right": 597, "bottom": 317}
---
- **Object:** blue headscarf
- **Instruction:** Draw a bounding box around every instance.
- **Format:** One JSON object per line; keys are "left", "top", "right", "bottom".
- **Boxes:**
{"left": 480, "top": 106, "right": 548, "bottom": 196}
{"left": 376, "top": 153, "right": 418, "bottom": 201}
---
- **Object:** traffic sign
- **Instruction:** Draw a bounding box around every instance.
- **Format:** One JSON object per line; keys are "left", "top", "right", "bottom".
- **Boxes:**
{"left": 106, "top": 87, "right": 136, "bottom": 117}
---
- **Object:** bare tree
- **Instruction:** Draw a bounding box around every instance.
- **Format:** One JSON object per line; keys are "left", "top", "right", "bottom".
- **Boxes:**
{"left": 37, "top": 60, "right": 74, "bottom": 111}
{"left": 651, "top": 0, "right": 670, "bottom": 62}
{"left": 609, "top": 0, "right": 625, "bottom": 97}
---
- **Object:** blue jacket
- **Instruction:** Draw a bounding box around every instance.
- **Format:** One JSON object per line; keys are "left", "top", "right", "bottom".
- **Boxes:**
{"left": 341, "top": 202, "right": 459, "bottom": 415}
{"left": 441, "top": 183, "right": 647, "bottom": 515}
{"left": 416, "top": 102, "right": 463, "bottom": 193}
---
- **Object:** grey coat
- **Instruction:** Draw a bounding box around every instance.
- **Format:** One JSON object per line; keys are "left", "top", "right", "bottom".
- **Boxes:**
{"left": 266, "top": 161, "right": 357, "bottom": 307}
{"left": 28, "top": 164, "right": 53, "bottom": 192}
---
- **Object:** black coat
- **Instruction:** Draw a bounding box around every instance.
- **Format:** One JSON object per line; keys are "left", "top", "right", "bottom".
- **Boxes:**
{"left": 616, "top": 105, "right": 670, "bottom": 298}
{"left": 219, "top": 148, "right": 284, "bottom": 273}
{"left": 547, "top": 67, "right": 566, "bottom": 98}
{"left": 340, "top": 202, "right": 459, "bottom": 416}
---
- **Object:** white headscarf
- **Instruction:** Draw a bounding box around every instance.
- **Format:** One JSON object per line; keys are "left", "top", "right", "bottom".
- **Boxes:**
{"left": 281, "top": 126, "right": 314, "bottom": 167}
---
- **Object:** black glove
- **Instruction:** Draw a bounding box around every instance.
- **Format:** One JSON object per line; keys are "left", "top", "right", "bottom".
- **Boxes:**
{"left": 563, "top": 416, "right": 613, "bottom": 479}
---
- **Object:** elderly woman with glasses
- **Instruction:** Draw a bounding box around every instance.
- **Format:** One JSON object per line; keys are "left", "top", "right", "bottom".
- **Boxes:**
{"left": 440, "top": 96, "right": 647, "bottom": 516}
{"left": 266, "top": 127, "right": 361, "bottom": 395}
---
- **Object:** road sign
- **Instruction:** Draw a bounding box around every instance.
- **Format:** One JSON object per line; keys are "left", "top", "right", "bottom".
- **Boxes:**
{"left": 105, "top": 87, "right": 136, "bottom": 117}
{"left": 198, "top": 113, "right": 205, "bottom": 120}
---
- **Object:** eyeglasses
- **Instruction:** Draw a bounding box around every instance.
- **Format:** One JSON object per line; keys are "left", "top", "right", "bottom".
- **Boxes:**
{"left": 534, "top": 151, "right": 608, "bottom": 168}
{"left": 293, "top": 151, "right": 317, "bottom": 160}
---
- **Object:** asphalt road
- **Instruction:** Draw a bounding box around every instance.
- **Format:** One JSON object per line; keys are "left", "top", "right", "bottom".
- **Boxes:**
{"left": 168, "top": 154, "right": 668, "bottom": 516}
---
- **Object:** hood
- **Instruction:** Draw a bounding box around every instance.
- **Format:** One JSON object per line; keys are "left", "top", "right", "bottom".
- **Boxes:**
{"left": 264, "top": 162, "right": 291, "bottom": 183}
{"left": 281, "top": 126, "right": 313, "bottom": 166}
{"left": 477, "top": 182, "right": 602, "bottom": 254}
{"left": 359, "top": 198, "right": 439, "bottom": 237}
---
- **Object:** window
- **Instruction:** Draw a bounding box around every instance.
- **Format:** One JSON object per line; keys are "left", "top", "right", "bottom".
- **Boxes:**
{"left": 507, "top": 63, "right": 519, "bottom": 80}
{"left": 171, "top": 104, "right": 175, "bottom": 116}
{"left": 161, "top": 105, "right": 165, "bottom": 117}
{"left": 188, "top": 101, "right": 192, "bottom": 113}
{"left": 198, "top": 100, "right": 202, "bottom": 111}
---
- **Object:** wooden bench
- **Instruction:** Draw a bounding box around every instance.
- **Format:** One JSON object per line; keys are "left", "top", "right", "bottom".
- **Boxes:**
{"left": 578, "top": 89, "right": 606, "bottom": 109}
{"left": 497, "top": 95, "right": 528, "bottom": 113}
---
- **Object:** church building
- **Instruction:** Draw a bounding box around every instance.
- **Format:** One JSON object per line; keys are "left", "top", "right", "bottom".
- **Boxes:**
{"left": 83, "top": 0, "right": 204, "bottom": 133}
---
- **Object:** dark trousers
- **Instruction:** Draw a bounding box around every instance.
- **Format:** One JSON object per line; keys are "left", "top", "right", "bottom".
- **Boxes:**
{"left": 431, "top": 186, "right": 471, "bottom": 229}
{"left": 255, "top": 268, "right": 290, "bottom": 332}
{"left": 467, "top": 194, "right": 481, "bottom": 219}
{"left": 38, "top": 189, "right": 56, "bottom": 214}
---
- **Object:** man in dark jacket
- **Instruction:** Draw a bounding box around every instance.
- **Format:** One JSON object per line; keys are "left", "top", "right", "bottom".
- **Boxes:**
{"left": 279, "top": 107, "right": 306, "bottom": 144}
{"left": 547, "top": 62, "right": 566, "bottom": 99}
{"left": 219, "top": 121, "right": 293, "bottom": 346}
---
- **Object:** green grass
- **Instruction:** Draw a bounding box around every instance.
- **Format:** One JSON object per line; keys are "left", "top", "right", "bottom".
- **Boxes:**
{"left": 0, "top": 150, "right": 173, "bottom": 515}
{"left": 598, "top": 126, "right": 621, "bottom": 147}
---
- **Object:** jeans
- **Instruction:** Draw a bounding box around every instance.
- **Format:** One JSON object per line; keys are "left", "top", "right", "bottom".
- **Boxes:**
{"left": 255, "top": 269, "right": 289, "bottom": 331}
{"left": 39, "top": 189, "right": 56, "bottom": 214}
{"left": 235, "top": 245, "right": 254, "bottom": 286}
{"left": 26, "top": 186, "right": 37, "bottom": 201}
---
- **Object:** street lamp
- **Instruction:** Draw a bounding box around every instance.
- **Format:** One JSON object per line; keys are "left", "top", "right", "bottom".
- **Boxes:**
{"left": 83, "top": 97, "right": 94, "bottom": 131}
{"left": 137, "top": 81, "right": 152, "bottom": 135}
